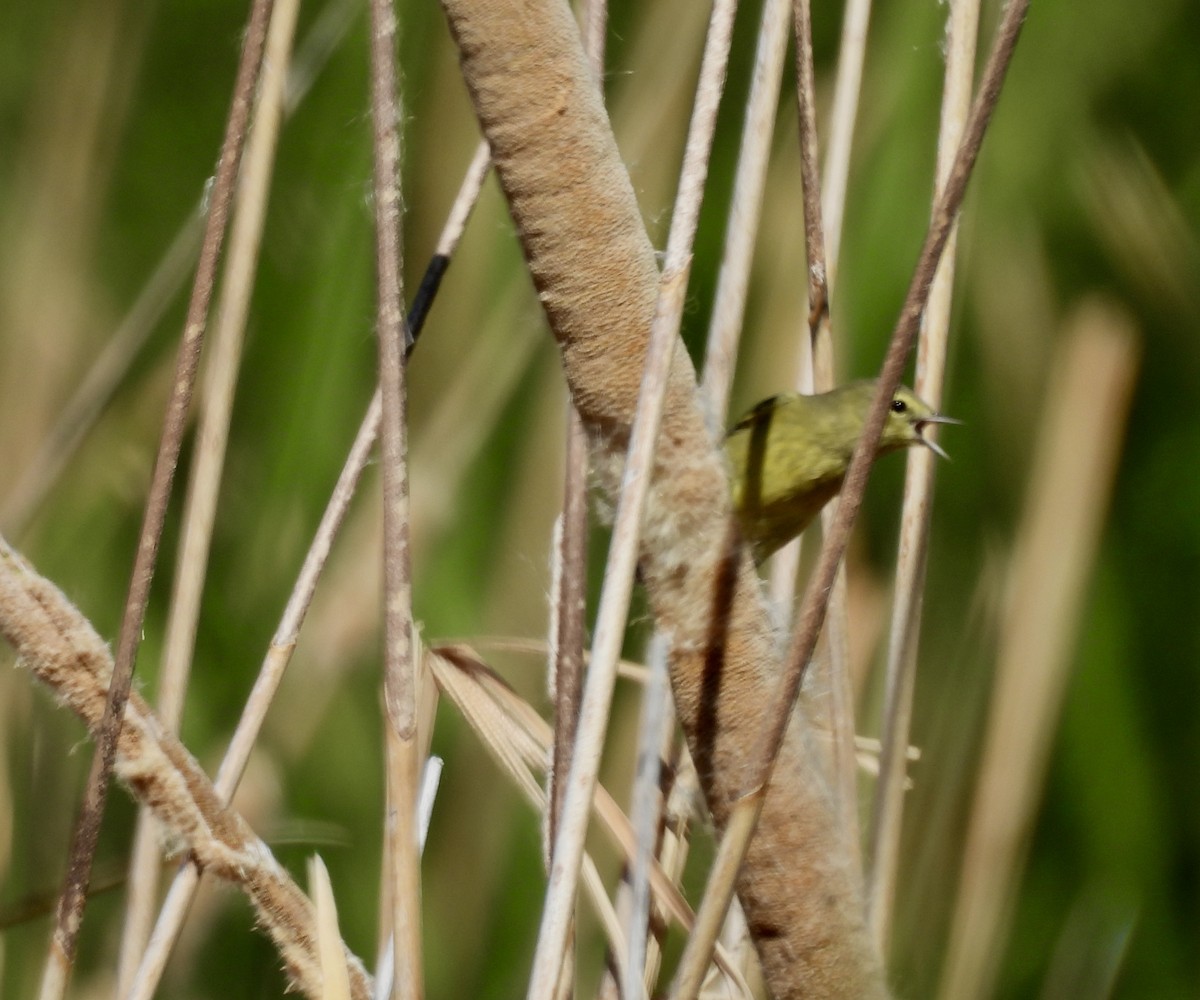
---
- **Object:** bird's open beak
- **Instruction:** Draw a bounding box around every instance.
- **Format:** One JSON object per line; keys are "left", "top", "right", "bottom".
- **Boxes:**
{"left": 915, "top": 413, "right": 962, "bottom": 461}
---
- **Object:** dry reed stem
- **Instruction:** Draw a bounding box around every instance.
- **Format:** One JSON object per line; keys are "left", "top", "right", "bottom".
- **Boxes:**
{"left": 791, "top": 0, "right": 829, "bottom": 333}
{"left": 767, "top": 0, "right": 872, "bottom": 611}
{"left": 0, "top": 536, "right": 373, "bottom": 999}
{"left": 670, "top": 792, "right": 765, "bottom": 1000}
{"left": 717, "top": 902, "right": 755, "bottom": 997}
{"left": 789, "top": 0, "right": 858, "bottom": 863}
{"left": 612, "top": 0, "right": 735, "bottom": 982}
{"left": 546, "top": 0, "right": 605, "bottom": 876}
{"left": 39, "top": 2, "right": 277, "bottom": 994}
{"left": 118, "top": 0, "right": 303, "bottom": 984}
{"left": 652, "top": 748, "right": 702, "bottom": 985}
{"left": 819, "top": 0, "right": 871, "bottom": 288}
{"left": 622, "top": 634, "right": 673, "bottom": 1000}
{"left": 547, "top": 413, "right": 589, "bottom": 854}
{"left": 366, "top": 0, "right": 423, "bottom": 992}
{"left": 369, "top": 0, "right": 414, "bottom": 733}
{"left": 459, "top": 636, "right": 653, "bottom": 685}
{"left": 699, "top": 0, "right": 791, "bottom": 426}
{"left": 582, "top": 858, "right": 636, "bottom": 996}
{"left": 356, "top": 760, "right": 442, "bottom": 998}
{"left": 866, "top": 0, "right": 980, "bottom": 953}
{"left": 436, "top": 0, "right": 885, "bottom": 995}
{"left": 938, "top": 302, "right": 1138, "bottom": 1000}
{"left": 766, "top": 0, "right": 873, "bottom": 856}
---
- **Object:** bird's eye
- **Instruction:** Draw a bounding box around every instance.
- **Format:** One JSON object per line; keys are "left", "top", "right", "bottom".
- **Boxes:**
{"left": 891, "top": 398, "right": 907, "bottom": 414}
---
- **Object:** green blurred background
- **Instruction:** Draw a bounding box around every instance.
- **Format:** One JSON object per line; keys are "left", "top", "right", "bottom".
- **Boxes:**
{"left": 0, "top": 0, "right": 1197, "bottom": 996}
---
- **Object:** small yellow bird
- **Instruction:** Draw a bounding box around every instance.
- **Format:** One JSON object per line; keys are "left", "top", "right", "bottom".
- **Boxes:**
{"left": 726, "top": 379, "right": 959, "bottom": 562}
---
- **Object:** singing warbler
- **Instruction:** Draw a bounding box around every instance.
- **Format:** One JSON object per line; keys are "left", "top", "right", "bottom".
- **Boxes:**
{"left": 726, "top": 379, "right": 959, "bottom": 562}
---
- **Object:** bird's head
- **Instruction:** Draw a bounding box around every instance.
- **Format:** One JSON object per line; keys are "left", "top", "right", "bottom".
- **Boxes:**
{"left": 879, "top": 384, "right": 961, "bottom": 459}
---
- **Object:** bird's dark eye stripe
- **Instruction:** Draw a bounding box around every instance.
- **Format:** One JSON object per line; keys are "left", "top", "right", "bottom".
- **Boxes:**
{"left": 891, "top": 398, "right": 907, "bottom": 413}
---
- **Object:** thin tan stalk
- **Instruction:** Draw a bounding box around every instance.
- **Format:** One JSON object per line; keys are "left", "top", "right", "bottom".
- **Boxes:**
{"left": 581, "top": 858, "right": 634, "bottom": 993}
{"left": 791, "top": 0, "right": 829, "bottom": 335}
{"left": 637, "top": 724, "right": 692, "bottom": 997}
{"left": 699, "top": 0, "right": 791, "bottom": 425}
{"left": 366, "top": 0, "right": 422, "bottom": 993}
{"left": 546, "top": 0, "right": 606, "bottom": 871}
{"left": 310, "top": 855, "right": 353, "bottom": 1000}
{"left": 442, "top": 143, "right": 493, "bottom": 253}
{"left": 649, "top": 748, "right": 702, "bottom": 988}
{"left": 622, "top": 634, "right": 672, "bottom": 1000}
{"left": 547, "top": 412, "right": 589, "bottom": 852}
{"left": 383, "top": 721, "right": 422, "bottom": 1000}
{"left": 373, "top": 758, "right": 442, "bottom": 996}
{"left": 668, "top": 795, "right": 763, "bottom": 1000}
{"left": 787, "top": 0, "right": 859, "bottom": 862}
{"left": 0, "top": 537, "right": 373, "bottom": 1000}
{"left": 117, "top": 0, "right": 302, "bottom": 985}
{"left": 545, "top": 407, "right": 588, "bottom": 998}
{"left": 767, "top": 0, "right": 871, "bottom": 606}
{"left": 767, "top": 0, "right": 873, "bottom": 858}
{"left": 938, "top": 303, "right": 1138, "bottom": 1000}
{"left": 866, "top": 0, "right": 980, "bottom": 952}
{"left": 37, "top": 2, "right": 276, "bottom": 995}
{"left": 820, "top": 0, "right": 871, "bottom": 288}
{"left": 438, "top": 0, "right": 887, "bottom": 992}
{"left": 579, "top": 9, "right": 646, "bottom": 996}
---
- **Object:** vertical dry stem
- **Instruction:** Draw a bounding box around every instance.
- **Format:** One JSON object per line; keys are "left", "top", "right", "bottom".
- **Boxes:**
{"left": 38, "top": 1, "right": 276, "bottom": 995}
{"left": 866, "top": 0, "right": 980, "bottom": 952}
{"left": 118, "top": 0, "right": 302, "bottom": 984}
{"left": 700, "top": 0, "right": 791, "bottom": 424}
{"left": 789, "top": 0, "right": 859, "bottom": 862}
{"left": 548, "top": 412, "right": 589, "bottom": 850}
{"left": 780, "top": 0, "right": 1030, "bottom": 709}
{"left": 546, "top": 0, "right": 606, "bottom": 870}
{"left": 366, "top": 0, "right": 423, "bottom": 993}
